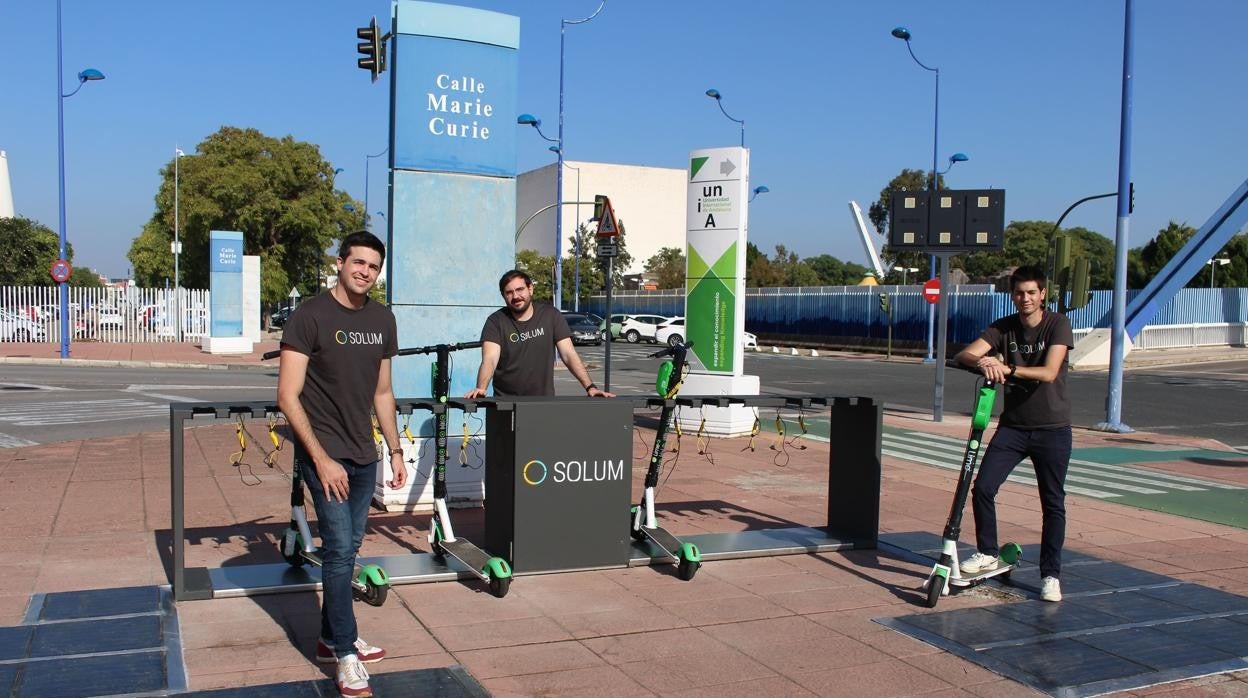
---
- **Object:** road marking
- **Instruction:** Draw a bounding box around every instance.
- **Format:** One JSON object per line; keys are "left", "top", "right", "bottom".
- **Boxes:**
{"left": 0, "top": 399, "right": 167, "bottom": 426}
{"left": 0, "top": 432, "right": 38, "bottom": 448}
{"left": 0, "top": 382, "right": 69, "bottom": 391}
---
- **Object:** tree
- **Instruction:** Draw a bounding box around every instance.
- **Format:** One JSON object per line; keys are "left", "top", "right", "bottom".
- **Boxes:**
{"left": 562, "top": 223, "right": 604, "bottom": 307}
{"left": 745, "top": 242, "right": 783, "bottom": 287}
{"left": 806, "top": 254, "right": 871, "bottom": 286}
{"left": 644, "top": 247, "right": 686, "bottom": 289}
{"left": 869, "top": 168, "right": 942, "bottom": 272}
{"left": 128, "top": 126, "right": 363, "bottom": 307}
{"left": 516, "top": 249, "right": 555, "bottom": 303}
{"left": 0, "top": 215, "right": 102, "bottom": 287}
{"left": 769, "top": 244, "right": 821, "bottom": 287}
{"left": 1130, "top": 221, "right": 1195, "bottom": 287}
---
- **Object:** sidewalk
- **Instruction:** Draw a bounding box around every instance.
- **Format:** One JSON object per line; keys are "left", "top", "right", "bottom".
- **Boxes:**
{"left": 0, "top": 341, "right": 1246, "bottom": 695}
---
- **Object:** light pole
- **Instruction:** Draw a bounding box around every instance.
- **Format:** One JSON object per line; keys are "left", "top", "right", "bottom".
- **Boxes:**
{"left": 173, "top": 147, "right": 186, "bottom": 341}
{"left": 555, "top": 1, "right": 608, "bottom": 311}
{"left": 939, "top": 152, "right": 968, "bottom": 176}
{"left": 363, "top": 147, "right": 387, "bottom": 231}
{"left": 56, "top": 0, "right": 105, "bottom": 358}
{"left": 891, "top": 25, "right": 941, "bottom": 362}
{"left": 749, "top": 185, "right": 769, "bottom": 202}
{"left": 894, "top": 266, "right": 919, "bottom": 285}
{"left": 704, "top": 89, "right": 745, "bottom": 147}
{"left": 1207, "top": 257, "right": 1230, "bottom": 288}
{"left": 563, "top": 160, "right": 583, "bottom": 311}
{"left": 517, "top": 113, "right": 563, "bottom": 302}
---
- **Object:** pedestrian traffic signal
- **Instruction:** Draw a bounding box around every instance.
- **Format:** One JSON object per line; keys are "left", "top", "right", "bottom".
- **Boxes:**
{"left": 592, "top": 195, "right": 609, "bottom": 222}
{"left": 357, "top": 17, "right": 386, "bottom": 82}
{"left": 879, "top": 293, "right": 891, "bottom": 314}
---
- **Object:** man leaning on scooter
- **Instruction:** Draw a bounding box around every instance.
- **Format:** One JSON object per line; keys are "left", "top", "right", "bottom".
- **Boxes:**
{"left": 954, "top": 265, "right": 1075, "bottom": 603}
{"left": 277, "top": 230, "right": 408, "bottom": 698}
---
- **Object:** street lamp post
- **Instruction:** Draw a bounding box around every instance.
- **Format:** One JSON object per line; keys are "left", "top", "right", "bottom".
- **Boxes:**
{"left": 173, "top": 147, "right": 186, "bottom": 341}
{"left": 894, "top": 266, "right": 919, "bottom": 285}
{"left": 56, "top": 0, "right": 105, "bottom": 358}
{"left": 1207, "top": 257, "right": 1230, "bottom": 288}
{"left": 363, "top": 147, "right": 387, "bottom": 231}
{"left": 552, "top": 1, "right": 607, "bottom": 311}
{"left": 563, "top": 161, "right": 583, "bottom": 311}
{"left": 704, "top": 89, "right": 745, "bottom": 147}
{"left": 891, "top": 25, "right": 941, "bottom": 363}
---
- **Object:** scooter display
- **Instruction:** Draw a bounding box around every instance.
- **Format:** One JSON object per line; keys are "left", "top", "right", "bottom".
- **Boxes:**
{"left": 260, "top": 349, "right": 390, "bottom": 607}
{"left": 629, "top": 341, "right": 702, "bottom": 580}
{"left": 921, "top": 361, "right": 1023, "bottom": 608}
{"left": 405, "top": 341, "right": 513, "bottom": 598}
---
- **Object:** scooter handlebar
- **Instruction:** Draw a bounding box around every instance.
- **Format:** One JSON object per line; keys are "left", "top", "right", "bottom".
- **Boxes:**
{"left": 648, "top": 341, "right": 694, "bottom": 359}
{"left": 261, "top": 350, "right": 280, "bottom": 361}
{"left": 397, "top": 340, "right": 484, "bottom": 356}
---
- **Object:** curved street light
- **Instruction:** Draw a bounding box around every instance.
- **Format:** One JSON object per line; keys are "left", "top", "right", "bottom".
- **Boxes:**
{"left": 705, "top": 88, "right": 745, "bottom": 147}
{"left": 749, "top": 185, "right": 769, "bottom": 202}
{"left": 56, "top": 0, "right": 105, "bottom": 357}
{"left": 938, "top": 152, "right": 969, "bottom": 176}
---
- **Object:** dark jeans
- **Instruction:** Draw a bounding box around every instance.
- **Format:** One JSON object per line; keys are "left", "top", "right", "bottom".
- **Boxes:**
{"left": 298, "top": 456, "right": 376, "bottom": 659}
{"left": 971, "top": 425, "right": 1071, "bottom": 579}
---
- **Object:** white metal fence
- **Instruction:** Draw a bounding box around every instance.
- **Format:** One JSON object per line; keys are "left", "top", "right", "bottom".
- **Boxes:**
{"left": 0, "top": 286, "right": 210, "bottom": 343}
{"left": 1073, "top": 322, "right": 1248, "bottom": 350}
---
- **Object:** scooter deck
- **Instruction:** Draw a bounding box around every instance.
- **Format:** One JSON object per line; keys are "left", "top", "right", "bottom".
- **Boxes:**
{"left": 440, "top": 539, "right": 496, "bottom": 581}
{"left": 641, "top": 526, "right": 683, "bottom": 561}
{"left": 948, "top": 563, "right": 1015, "bottom": 587}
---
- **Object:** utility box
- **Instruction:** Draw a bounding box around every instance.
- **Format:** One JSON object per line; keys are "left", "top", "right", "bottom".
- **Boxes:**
{"left": 484, "top": 398, "right": 634, "bottom": 573}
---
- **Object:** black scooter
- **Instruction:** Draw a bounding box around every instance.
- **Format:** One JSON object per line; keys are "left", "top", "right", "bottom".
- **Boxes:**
{"left": 629, "top": 342, "right": 702, "bottom": 580}
{"left": 921, "top": 361, "right": 1022, "bottom": 608}
{"left": 404, "top": 341, "right": 513, "bottom": 598}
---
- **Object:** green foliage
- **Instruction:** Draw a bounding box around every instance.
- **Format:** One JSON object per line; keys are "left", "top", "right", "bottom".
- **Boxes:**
{"left": 0, "top": 215, "right": 104, "bottom": 287}
{"left": 127, "top": 126, "right": 363, "bottom": 305}
{"left": 644, "top": 247, "right": 686, "bottom": 289}
{"left": 68, "top": 267, "right": 103, "bottom": 287}
{"left": 806, "top": 254, "right": 871, "bottom": 286}
{"left": 515, "top": 249, "right": 554, "bottom": 303}
{"left": 870, "top": 168, "right": 941, "bottom": 272}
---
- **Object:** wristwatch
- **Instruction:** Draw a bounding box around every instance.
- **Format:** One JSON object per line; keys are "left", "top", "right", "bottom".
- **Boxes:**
{"left": 1008, "top": 365, "right": 1017, "bottom": 377}
{"left": 585, "top": 383, "right": 598, "bottom": 394}
{"left": 388, "top": 447, "right": 404, "bottom": 458}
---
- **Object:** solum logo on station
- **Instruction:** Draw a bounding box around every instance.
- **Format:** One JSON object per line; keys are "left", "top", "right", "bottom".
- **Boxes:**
{"left": 521, "top": 458, "right": 624, "bottom": 487}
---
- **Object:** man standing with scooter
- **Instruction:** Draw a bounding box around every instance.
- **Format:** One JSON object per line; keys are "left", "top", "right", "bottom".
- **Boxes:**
{"left": 466, "top": 269, "right": 613, "bottom": 398}
{"left": 954, "top": 265, "right": 1074, "bottom": 603}
{"left": 277, "top": 231, "right": 407, "bottom": 697}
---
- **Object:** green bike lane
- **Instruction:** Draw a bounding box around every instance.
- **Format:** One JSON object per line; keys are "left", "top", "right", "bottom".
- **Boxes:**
{"left": 753, "top": 411, "right": 1248, "bottom": 529}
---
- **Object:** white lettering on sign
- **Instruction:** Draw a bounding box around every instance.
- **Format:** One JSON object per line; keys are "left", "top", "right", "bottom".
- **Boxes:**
{"left": 426, "top": 73, "right": 494, "bottom": 141}
{"left": 218, "top": 247, "right": 239, "bottom": 265}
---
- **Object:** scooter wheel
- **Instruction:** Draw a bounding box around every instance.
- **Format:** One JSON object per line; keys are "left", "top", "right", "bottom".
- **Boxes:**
{"left": 280, "top": 529, "right": 304, "bottom": 567}
{"left": 489, "top": 575, "right": 511, "bottom": 598}
{"left": 629, "top": 507, "right": 645, "bottom": 541}
{"left": 925, "top": 575, "right": 945, "bottom": 608}
{"left": 356, "top": 581, "right": 388, "bottom": 607}
{"left": 678, "top": 556, "right": 699, "bottom": 581}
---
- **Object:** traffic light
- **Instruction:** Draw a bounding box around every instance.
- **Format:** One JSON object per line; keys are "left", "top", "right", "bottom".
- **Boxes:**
{"left": 1068, "top": 258, "right": 1092, "bottom": 311}
{"left": 592, "top": 195, "right": 609, "bottom": 222}
{"left": 878, "top": 293, "right": 891, "bottom": 314}
{"left": 357, "top": 17, "right": 386, "bottom": 82}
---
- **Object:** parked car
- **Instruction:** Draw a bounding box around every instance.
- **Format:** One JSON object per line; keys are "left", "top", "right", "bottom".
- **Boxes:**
{"left": 270, "top": 305, "right": 295, "bottom": 328}
{"left": 0, "top": 308, "right": 48, "bottom": 342}
{"left": 654, "top": 317, "right": 758, "bottom": 349}
{"left": 618, "top": 314, "right": 671, "bottom": 343}
{"left": 563, "top": 313, "right": 603, "bottom": 346}
{"left": 605, "top": 313, "right": 630, "bottom": 340}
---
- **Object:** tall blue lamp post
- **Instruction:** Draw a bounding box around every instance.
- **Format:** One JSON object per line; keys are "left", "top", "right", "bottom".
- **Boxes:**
{"left": 704, "top": 89, "right": 745, "bottom": 147}
{"left": 517, "top": 113, "right": 561, "bottom": 294}
{"left": 549, "top": 1, "right": 607, "bottom": 311}
{"left": 56, "top": 0, "right": 105, "bottom": 358}
{"left": 891, "top": 25, "right": 941, "bottom": 362}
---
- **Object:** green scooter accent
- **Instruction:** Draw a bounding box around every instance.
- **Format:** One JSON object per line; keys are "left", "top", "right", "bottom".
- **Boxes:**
{"left": 352, "top": 564, "right": 389, "bottom": 607}
{"left": 998, "top": 542, "right": 1023, "bottom": 565}
{"left": 655, "top": 360, "right": 675, "bottom": 397}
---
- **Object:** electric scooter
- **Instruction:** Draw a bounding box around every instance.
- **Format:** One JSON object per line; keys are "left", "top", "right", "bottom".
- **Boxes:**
{"left": 260, "top": 349, "right": 390, "bottom": 607}
{"left": 629, "top": 341, "right": 702, "bottom": 580}
{"left": 405, "top": 341, "right": 513, "bottom": 598}
{"left": 921, "top": 362, "right": 1022, "bottom": 608}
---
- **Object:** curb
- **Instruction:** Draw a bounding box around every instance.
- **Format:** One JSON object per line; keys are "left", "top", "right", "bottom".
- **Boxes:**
{"left": 0, "top": 356, "right": 270, "bottom": 371}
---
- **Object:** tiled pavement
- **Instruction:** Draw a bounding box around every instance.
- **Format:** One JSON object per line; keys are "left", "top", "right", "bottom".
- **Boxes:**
{"left": 1, "top": 343, "right": 1247, "bottom": 695}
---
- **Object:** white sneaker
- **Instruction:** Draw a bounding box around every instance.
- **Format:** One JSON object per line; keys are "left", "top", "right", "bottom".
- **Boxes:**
{"left": 318, "top": 637, "right": 386, "bottom": 664}
{"left": 1041, "top": 576, "right": 1062, "bottom": 602}
{"left": 960, "top": 551, "right": 999, "bottom": 574}
{"left": 336, "top": 653, "right": 371, "bottom": 698}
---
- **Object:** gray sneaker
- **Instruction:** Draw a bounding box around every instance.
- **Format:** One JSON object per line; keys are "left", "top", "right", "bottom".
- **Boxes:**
{"left": 1041, "top": 576, "right": 1062, "bottom": 602}
{"left": 960, "top": 551, "right": 999, "bottom": 574}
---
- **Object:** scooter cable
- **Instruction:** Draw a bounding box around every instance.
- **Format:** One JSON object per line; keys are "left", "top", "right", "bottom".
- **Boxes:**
{"left": 788, "top": 412, "right": 809, "bottom": 451}
{"left": 459, "top": 414, "right": 470, "bottom": 465}
{"left": 696, "top": 408, "right": 714, "bottom": 465}
{"left": 771, "top": 412, "right": 791, "bottom": 467}
{"left": 672, "top": 409, "right": 684, "bottom": 454}
{"left": 742, "top": 410, "right": 761, "bottom": 452}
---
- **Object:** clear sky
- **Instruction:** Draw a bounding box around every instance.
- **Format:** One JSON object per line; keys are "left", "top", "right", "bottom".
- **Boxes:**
{"left": 2, "top": 1, "right": 1245, "bottom": 279}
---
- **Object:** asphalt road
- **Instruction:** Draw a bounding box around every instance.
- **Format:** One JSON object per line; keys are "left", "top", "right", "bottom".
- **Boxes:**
{"left": 1, "top": 348, "right": 1245, "bottom": 451}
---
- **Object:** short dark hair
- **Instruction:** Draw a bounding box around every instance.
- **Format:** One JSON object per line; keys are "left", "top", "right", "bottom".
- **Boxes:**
{"left": 498, "top": 269, "right": 532, "bottom": 294}
{"left": 337, "top": 231, "right": 386, "bottom": 264}
{"left": 1011, "top": 265, "right": 1047, "bottom": 291}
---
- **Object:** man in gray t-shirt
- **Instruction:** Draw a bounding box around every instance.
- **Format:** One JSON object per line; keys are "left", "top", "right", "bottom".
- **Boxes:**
{"left": 466, "top": 269, "right": 613, "bottom": 398}
{"left": 954, "top": 265, "right": 1074, "bottom": 604}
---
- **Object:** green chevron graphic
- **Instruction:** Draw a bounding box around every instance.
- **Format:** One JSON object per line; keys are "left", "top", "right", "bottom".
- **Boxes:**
{"left": 689, "top": 157, "right": 709, "bottom": 180}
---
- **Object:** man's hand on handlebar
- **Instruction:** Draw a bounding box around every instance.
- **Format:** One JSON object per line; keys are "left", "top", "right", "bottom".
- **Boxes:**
{"left": 464, "top": 387, "right": 488, "bottom": 399}
{"left": 974, "top": 355, "right": 1012, "bottom": 384}
{"left": 586, "top": 386, "right": 615, "bottom": 398}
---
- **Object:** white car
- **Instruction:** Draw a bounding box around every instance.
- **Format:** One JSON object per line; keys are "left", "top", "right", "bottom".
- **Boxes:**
{"left": 618, "top": 314, "right": 671, "bottom": 343}
{"left": 655, "top": 317, "right": 758, "bottom": 349}
{"left": 0, "top": 308, "right": 48, "bottom": 342}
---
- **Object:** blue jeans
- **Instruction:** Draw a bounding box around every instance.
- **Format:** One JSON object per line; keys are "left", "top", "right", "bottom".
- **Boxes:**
{"left": 298, "top": 456, "right": 376, "bottom": 659}
{"left": 970, "top": 425, "right": 1071, "bottom": 579}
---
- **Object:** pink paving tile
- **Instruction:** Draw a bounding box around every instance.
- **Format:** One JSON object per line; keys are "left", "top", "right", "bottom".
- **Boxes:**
{"left": 617, "top": 648, "right": 778, "bottom": 693}
{"left": 181, "top": 617, "right": 293, "bottom": 651}
{"left": 720, "top": 570, "right": 844, "bottom": 597}
{"left": 582, "top": 627, "right": 731, "bottom": 665}
{"left": 515, "top": 585, "right": 654, "bottom": 616}
{"left": 659, "top": 592, "right": 794, "bottom": 626}
{"left": 185, "top": 639, "right": 314, "bottom": 675}
{"left": 857, "top": 626, "right": 943, "bottom": 659}
{"left": 392, "top": 580, "right": 546, "bottom": 628}
{"left": 626, "top": 573, "right": 754, "bottom": 605}
{"left": 550, "top": 602, "right": 691, "bottom": 639}
{"left": 790, "top": 658, "right": 952, "bottom": 697}
{"left": 966, "top": 678, "right": 1047, "bottom": 697}
{"left": 184, "top": 664, "right": 324, "bottom": 692}
{"left": 665, "top": 675, "right": 817, "bottom": 697}
{"left": 481, "top": 665, "right": 654, "bottom": 698}
{"left": 0, "top": 594, "right": 33, "bottom": 625}
{"left": 452, "top": 639, "right": 605, "bottom": 680}
{"left": 430, "top": 615, "right": 573, "bottom": 652}
{"left": 764, "top": 583, "right": 897, "bottom": 615}
{"left": 697, "top": 615, "right": 843, "bottom": 653}
{"left": 901, "top": 651, "right": 1005, "bottom": 688}
{"left": 742, "top": 634, "right": 894, "bottom": 675}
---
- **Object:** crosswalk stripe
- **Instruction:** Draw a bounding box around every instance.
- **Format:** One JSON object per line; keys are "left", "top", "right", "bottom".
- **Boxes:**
{"left": 884, "top": 433, "right": 1200, "bottom": 492}
{"left": 0, "top": 432, "right": 38, "bottom": 448}
{"left": 881, "top": 448, "right": 1115, "bottom": 499}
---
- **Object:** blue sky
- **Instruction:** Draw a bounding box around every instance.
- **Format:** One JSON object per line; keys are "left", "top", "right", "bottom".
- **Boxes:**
{"left": 2, "top": 1, "right": 1245, "bottom": 279}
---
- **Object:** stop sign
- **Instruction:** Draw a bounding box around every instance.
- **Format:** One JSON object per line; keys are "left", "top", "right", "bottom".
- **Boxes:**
{"left": 922, "top": 278, "right": 941, "bottom": 304}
